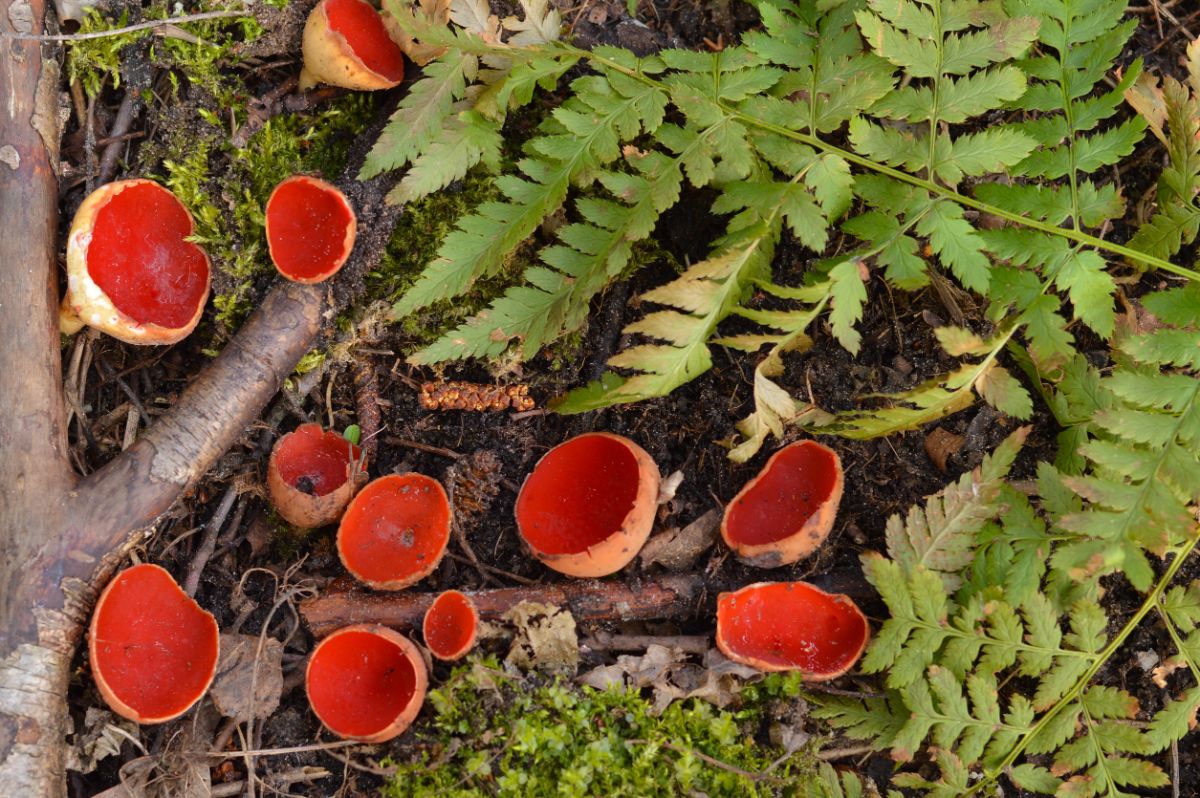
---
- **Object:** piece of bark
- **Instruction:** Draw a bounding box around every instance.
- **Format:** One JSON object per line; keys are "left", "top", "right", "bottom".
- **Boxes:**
{"left": 301, "top": 574, "right": 706, "bottom": 639}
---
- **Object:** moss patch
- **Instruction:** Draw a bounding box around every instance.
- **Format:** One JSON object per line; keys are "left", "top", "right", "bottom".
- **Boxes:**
{"left": 382, "top": 659, "right": 823, "bottom": 797}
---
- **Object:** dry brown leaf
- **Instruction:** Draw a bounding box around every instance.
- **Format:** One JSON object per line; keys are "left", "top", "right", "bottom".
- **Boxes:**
{"left": 640, "top": 508, "right": 720, "bottom": 572}
{"left": 502, "top": 0, "right": 562, "bottom": 46}
{"left": 210, "top": 633, "right": 284, "bottom": 722}
{"left": 578, "top": 645, "right": 762, "bottom": 714}
{"left": 504, "top": 601, "right": 579, "bottom": 672}
{"left": 924, "top": 427, "right": 965, "bottom": 472}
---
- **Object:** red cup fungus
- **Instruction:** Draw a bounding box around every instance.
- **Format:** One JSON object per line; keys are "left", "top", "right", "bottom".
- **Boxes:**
{"left": 721, "top": 440, "right": 844, "bottom": 567}
{"left": 268, "top": 423, "right": 366, "bottom": 528}
{"left": 61, "top": 179, "right": 211, "bottom": 345}
{"left": 299, "top": 0, "right": 405, "bottom": 91}
{"left": 715, "top": 581, "right": 869, "bottom": 679}
{"left": 515, "top": 432, "right": 661, "bottom": 578}
{"left": 422, "top": 590, "right": 479, "bottom": 661}
{"left": 88, "top": 563, "right": 220, "bottom": 724}
{"left": 265, "top": 176, "right": 357, "bottom": 284}
{"left": 337, "top": 473, "right": 451, "bottom": 590}
{"left": 306, "top": 624, "right": 428, "bottom": 742}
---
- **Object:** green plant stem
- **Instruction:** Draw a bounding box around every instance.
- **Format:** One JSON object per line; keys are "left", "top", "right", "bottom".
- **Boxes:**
{"left": 968, "top": 534, "right": 1200, "bottom": 796}
{"left": 2, "top": 8, "right": 250, "bottom": 41}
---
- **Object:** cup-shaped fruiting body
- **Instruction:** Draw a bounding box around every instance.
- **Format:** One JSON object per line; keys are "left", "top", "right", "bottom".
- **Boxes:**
{"left": 515, "top": 432, "right": 661, "bottom": 578}
{"left": 422, "top": 590, "right": 479, "bottom": 661}
{"left": 721, "top": 440, "right": 843, "bottom": 568}
{"left": 88, "top": 564, "right": 220, "bottom": 723}
{"left": 337, "top": 473, "right": 451, "bottom": 590}
{"left": 306, "top": 624, "right": 428, "bottom": 742}
{"left": 268, "top": 423, "right": 367, "bottom": 528}
{"left": 265, "top": 176, "right": 357, "bottom": 283}
{"left": 715, "top": 582, "right": 869, "bottom": 679}
{"left": 299, "top": 0, "right": 405, "bottom": 91}
{"left": 62, "top": 179, "right": 211, "bottom": 345}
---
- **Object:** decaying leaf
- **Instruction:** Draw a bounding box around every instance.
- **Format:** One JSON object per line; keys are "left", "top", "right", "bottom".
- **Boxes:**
{"left": 502, "top": 0, "right": 562, "bottom": 46}
{"left": 449, "top": 0, "right": 501, "bottom": 43}
{"left": 579, "top": 646, "right": 762, "bottom": 714}
{"left": 66, "top": 707, "right": 140, "bottom": 775}
{"left": 640, "top": 508, "right": 720, "bottom": 571}
{"left": 385, "top": 0, "right": 451, "bottom": 66}
{"left": 923, "top": 426, "right": 965, "bottom": 472}
{"left": 504, "top": 601, "right": 579, "bottom": 672}
{"left": 1123, "top": 70, "right": 1168, "bottom": 145}
{"left": 210, "top": 633, "right": 284, "bottom": 722}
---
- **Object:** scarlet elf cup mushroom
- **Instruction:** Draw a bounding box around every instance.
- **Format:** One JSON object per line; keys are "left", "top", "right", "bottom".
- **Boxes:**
{"left": 422, "top": 590, "right": 479, "bottom": 661}
{"left": 88, "top": 564, "right": 220, "bottom": 723}
{"left": 306, "top": 624, "right": 428, "bottom": 742}
{"left": 515, "top": 432, "right": 661, "bottom": 578}
{"left": 267, "top": 423, "right": 367, "bottom": 528}
{"left": 715, "top": 581, "right": 869, "bottom": 679}
{"left": 265, "top": 175, "right": 357, "bottom": 284}
{"left": 337, "top": 473, "right": 451, "bottom": 590}
{"left": 721, "top": 440, "right": 844, "bottom": 567}
{"left": 60, "top": 179, "right": 211, "bottom": 345}
{"left": 299, "top": 0, "right": 405, "bottom": 91}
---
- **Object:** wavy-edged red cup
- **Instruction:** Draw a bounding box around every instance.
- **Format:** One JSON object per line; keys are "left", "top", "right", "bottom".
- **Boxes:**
{"left": 515, "top": 432, "right": 661, "bottom": 578}
{"left": 721, "top": 440, "right": 843, "bottom": 567}
{"left": 266, "top": 175, "right": 356, "bottom": 284}
{"left": 88, "top": 564, "right": 220, "bottom": 723}
{"left": 306, "top": 624, "right": 428, "bottom": 742}
{"left": 61, "top": 179, "right": 210, "bottom": 345}
{"left": 268, "top": 423, "right": 366, "bottom": 528}
{"left": 422, "top": 590, "right": 478, "bottom": 661}
{"left": 715, "top": 581, "right": 868, "bottom": 679}
{"left": 337, "top": 473, "right": 451, "bottom": 590}
{"left": 299, "top": 0, "right": 405, "bottom": 91}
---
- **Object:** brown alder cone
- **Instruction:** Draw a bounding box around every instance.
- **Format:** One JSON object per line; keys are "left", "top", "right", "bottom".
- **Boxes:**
{"left": 418, "top": 381, "right": 536, "bottom": 412}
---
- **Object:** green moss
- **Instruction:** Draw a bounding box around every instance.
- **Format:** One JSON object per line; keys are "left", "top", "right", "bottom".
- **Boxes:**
{"left": 382, "top": 659, "right": 821, "bottom": 798}
{"left": 151, "top": 92, "right": 377, "bottom": 332}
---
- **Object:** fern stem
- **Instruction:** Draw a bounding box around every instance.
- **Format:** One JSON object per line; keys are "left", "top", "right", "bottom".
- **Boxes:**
{"left": 969, "top": 534, "right": 1200, "bottom": 796}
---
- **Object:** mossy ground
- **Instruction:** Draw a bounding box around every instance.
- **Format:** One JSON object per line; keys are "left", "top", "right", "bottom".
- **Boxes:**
{"left": 382, "top": 659, "right": 826, "bottom": 798}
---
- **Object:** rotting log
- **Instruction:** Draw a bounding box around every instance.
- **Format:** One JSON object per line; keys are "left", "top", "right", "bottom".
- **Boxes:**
{"left": 0, "top": 0, "right": 398, "bottom": 791}
{"left": 300, "top": 574, "right": 709, "bottom": 638}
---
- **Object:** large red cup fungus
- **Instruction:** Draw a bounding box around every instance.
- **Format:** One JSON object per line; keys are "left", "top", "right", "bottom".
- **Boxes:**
{"left": 422, "top": 590, "right": 479, "bottom": 661}
{"left": 337, "top": 473, "right": 451, "bottom": 590}
{"left": 265, "top": 176, "right": 357, "bottom": 284}
{"left": 299, "top": 0, "right": 405, "bottom": 91}
{"left": 306, "top": 624, "right": 427, "bottom": 742}
{"left": 721, "top": 440, "right": 844, "bottom": 567}
{"left": 515, "top": 432, "right": 661, "bottom": 578}
{"left": 268, "top": 423, "right": 366, "bottom": 528}
{"left": 61, "top": 179, "right": 211, "bottom": 345}
{"left": 88, "top": 564, "right": 220, "bottom": 723}
{"left": 715, "top": 582, "right": 869, "bottom": 679}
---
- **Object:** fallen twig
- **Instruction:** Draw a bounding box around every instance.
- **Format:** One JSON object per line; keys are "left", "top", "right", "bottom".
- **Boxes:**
{"left": 301, "top": 574, "right": 706, "bottom": 638}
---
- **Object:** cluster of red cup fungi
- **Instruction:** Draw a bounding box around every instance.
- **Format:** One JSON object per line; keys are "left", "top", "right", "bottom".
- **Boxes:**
{"left": 81, "top": 0, "right": 868, "bottom": 742}
{"left": 88, "top": 428, "right": 866, "bottom": 739}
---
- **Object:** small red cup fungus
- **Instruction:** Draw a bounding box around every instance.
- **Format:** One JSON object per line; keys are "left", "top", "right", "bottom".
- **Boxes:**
{"left": 299, "top": 0, "right": 405, "bottom": 91}
{"left": 515, "top": 432, "right": 661, "bottom": 578}
{"left": 721, "top": 440, "right": 844, "bottom": 567}
{"left": 268, "top": 423, "right": 367, "bottom": 528}
{"left": 88, "top": 564, "right": 220, "bottom": 723}
{"left": 422, "top": 590, "right": 479, "bottom": 661}
{"left": 61, "top": 179, "right": 211, "bottom": 345}
{"left": 337, "top": 473, "right": 451, "bottom": 590}
{"left": 715, "top": 581, "right": 869, "bottom": 679}
{"left": 306, "top": 624, "right": 428, "bottom": 742}
{"left": 265, "top": 176, "right": 357, "bottom": 284}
